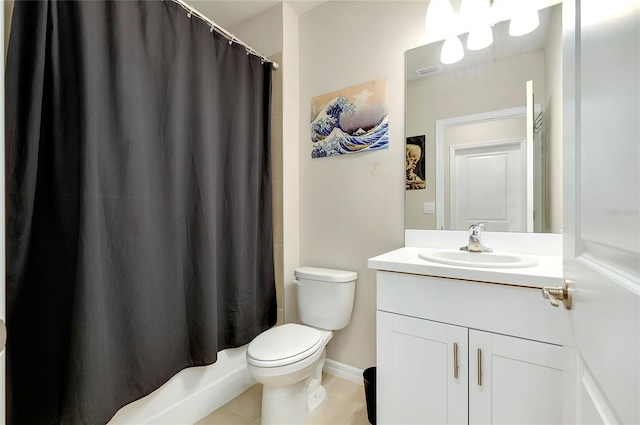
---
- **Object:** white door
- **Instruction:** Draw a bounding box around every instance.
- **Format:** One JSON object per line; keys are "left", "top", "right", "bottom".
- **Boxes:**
{"left": 450, "top": 139, "right": 526, "bottom": 232}
{"left": 562, "top": 1, "right": 640, "bottom": 423}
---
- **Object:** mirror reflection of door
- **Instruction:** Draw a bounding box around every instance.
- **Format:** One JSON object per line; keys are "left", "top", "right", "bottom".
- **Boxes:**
{"left": 450, "top": 139, "right": 526, "bottom": 232}
{"left": 439, "top": 108, "right": 534, "bottom": 231}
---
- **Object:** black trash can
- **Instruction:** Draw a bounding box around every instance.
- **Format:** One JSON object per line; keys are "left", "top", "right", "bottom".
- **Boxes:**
{"left": 363, "top": 367, "right": 376, "bottom": 424}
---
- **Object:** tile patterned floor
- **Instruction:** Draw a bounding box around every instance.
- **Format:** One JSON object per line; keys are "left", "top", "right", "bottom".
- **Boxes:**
{"left": 196, "top": 373, "right": 370, "bottom": 425}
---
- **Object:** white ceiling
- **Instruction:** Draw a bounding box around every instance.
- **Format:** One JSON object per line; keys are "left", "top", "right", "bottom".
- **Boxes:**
{"left": 189, "top": 0, "right": 327, "bottom": 29}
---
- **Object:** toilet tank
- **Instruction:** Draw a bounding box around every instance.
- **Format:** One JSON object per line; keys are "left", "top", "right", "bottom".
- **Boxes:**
{"left": 294, "top": 267, "right": 357, "bottom": 330}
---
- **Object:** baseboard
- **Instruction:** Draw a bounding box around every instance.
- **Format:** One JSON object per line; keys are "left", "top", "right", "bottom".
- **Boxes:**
{"left": 323, "top": 359, "right": 365, "bottom": 385}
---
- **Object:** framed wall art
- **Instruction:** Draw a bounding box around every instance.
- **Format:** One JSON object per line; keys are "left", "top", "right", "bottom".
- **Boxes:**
{"left": 406, "top": 135, "right": 426, "bottom": 190}
{"left": 310, "top": 78, "right": 388, "bottom": 158}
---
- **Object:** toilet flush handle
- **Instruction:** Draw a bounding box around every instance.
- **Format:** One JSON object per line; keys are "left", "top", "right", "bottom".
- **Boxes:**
{"left": 292, "top": 279, "right": 302, "bottom": 287}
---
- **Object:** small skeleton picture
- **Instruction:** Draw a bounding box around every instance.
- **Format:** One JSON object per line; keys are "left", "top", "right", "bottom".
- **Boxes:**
{"left": 406, "top": 135, "right": 426, "bottom": 190}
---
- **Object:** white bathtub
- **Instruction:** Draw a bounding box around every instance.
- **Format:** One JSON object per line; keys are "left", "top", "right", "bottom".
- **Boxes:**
{"left": 109, "top": 345, "right": 256, "bottom": 424}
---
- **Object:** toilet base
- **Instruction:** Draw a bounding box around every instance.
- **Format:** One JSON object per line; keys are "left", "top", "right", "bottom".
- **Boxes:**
{"left": 307, "top": 384, "right": 327, "bottom": 415}
{"left": 258, "top": 350, "right": 328, "bottom": 425}
{"left": 260, "top": 380, "right": 328, "bottom": 425}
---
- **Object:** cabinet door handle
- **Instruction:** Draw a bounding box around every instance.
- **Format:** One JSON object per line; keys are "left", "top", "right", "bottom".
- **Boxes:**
{"left": 453, "top": 342, "right": 459, "bottom": 379}
{"left": 477, "top": 348, "right": 482, "bottom": 386}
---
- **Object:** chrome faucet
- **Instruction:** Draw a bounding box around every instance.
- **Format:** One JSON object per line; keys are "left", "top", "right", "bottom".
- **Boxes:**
{"left": 460, "top": 222, "right": 493, "bottom": 252}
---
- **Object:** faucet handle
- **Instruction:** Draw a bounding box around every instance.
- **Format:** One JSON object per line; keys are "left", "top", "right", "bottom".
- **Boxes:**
{"left": 463, "top": 222, "right": 492, "bottom": 252}
{"left": 469, "top": 222, "right": 488, "bottom": 236}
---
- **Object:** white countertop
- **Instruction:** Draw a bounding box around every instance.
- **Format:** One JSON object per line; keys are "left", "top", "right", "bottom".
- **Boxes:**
{"left": 368, "top": 246, "right": 563, "bottom": 288}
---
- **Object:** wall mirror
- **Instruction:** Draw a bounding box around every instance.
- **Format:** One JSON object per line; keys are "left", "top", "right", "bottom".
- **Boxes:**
{"left": 405, "top": 3, "right": 563, "bottom": 233}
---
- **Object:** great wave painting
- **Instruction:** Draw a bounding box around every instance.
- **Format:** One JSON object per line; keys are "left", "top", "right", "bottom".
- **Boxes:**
{"left": 310, "top": 78, "right": 389, "bottom": 158}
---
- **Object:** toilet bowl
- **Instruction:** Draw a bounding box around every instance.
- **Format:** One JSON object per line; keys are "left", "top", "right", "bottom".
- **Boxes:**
{"left": 247, "top": 323, "right": 332, "bottom": 424}
{"left": 246, "top": 267, "right": 357, "bottom": 425}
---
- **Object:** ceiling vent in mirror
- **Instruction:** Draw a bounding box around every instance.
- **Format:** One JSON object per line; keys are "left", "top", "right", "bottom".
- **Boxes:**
{"left": 415, "top": 66, "right": 440, "bottom": 78}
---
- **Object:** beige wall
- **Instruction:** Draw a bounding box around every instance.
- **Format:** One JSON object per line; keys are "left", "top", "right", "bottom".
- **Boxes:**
{"left": 230, "top": 3, "right": 301, "bottom": 327}
{"left": 4, "top": 0, "right": 14, "bottom": 59}
{"left": 227, "top": 5, "right": 289, "bottom": 325}
{"left": 229, "top": 3, "right": 283, "bottom": 58}
{"left": 545, "top": 5, "right": 563, "bottom": 233}
{"left": 280, "top": 3, "right": 301, "bottom": 324}
{"left": 298, "top": 1, "right": 428, "bottom": 370}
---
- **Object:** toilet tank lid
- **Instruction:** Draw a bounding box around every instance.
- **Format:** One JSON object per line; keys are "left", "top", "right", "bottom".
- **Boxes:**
{"left": 294, "top": 267, "right": 357, "bottom": 283}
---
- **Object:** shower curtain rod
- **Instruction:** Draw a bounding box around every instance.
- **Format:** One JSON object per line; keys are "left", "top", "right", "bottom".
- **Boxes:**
{"left": 167, "top": 0, "right": 280, "bottom": 70}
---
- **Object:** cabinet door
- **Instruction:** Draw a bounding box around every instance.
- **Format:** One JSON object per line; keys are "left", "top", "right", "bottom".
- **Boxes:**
{"left": 377, "top": 311, "right": 468, "bottom": 424}
{"left": 469, "top": 330, "right": 563, "bottom": 424}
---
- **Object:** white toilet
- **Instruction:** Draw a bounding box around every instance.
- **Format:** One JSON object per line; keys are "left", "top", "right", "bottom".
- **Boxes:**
{"left": 246, "top": 267, "right": 357, "bottom": 425}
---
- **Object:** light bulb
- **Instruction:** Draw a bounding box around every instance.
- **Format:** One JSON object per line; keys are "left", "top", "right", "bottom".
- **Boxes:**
{"left": 426, "top": 0, "right": 454, "bottom": 31}
{"left": 440, "top": 36, "right": 464, "bottom": 64}
{"left": 509, "top": 9, "right": 540, "bottom": 36}
{"left": 467, "top": 25, "right": 493, "bottom": 50}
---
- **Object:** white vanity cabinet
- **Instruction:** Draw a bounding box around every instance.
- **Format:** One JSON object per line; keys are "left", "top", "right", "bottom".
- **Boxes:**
{"left": 375, "top": 271, "right": 564, "bottom": 425}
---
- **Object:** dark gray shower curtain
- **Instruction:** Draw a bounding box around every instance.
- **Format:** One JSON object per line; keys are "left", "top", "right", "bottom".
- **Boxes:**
{"left": 5, "top": 1, "right": 276, "bottom": 424}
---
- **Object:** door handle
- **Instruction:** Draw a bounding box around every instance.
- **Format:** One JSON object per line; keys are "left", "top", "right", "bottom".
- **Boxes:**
{"left": 541, "top": 279, "right": 573, "bottom": 310}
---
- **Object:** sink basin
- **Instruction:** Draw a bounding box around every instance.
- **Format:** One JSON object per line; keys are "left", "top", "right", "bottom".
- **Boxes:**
{"left": 418, "top": 249, "right": 538, "bottom": 269}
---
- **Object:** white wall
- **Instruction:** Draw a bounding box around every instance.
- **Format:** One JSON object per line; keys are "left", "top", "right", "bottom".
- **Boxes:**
{"left": 298, "top": 1, "right": 428, "bottom": 369}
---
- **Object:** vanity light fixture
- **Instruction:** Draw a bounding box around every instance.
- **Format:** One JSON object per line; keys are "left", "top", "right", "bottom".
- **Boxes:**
{"left": 509, "top": 7, "right": 540, "bottom": 36}
{"left": 440, "top": 36, "right": 465, "bottom": 64}
{"left": 467, "top": 24, "right": 493, "bottom": 50}
{"left": 430, "top": 0, "right": 541, "bottom": 64}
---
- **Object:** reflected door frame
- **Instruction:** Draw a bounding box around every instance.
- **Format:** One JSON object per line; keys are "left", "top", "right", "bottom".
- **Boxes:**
{"left": 435, "top": 106, "right": 536, "bottom": 231}
{"left": 449, "top": 138, "right": 527, "bottom": 232}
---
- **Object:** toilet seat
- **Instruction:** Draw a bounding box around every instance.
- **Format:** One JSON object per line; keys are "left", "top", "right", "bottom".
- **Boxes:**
{"left": 247, "top": 323, "right": 323, "bottom": 368}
